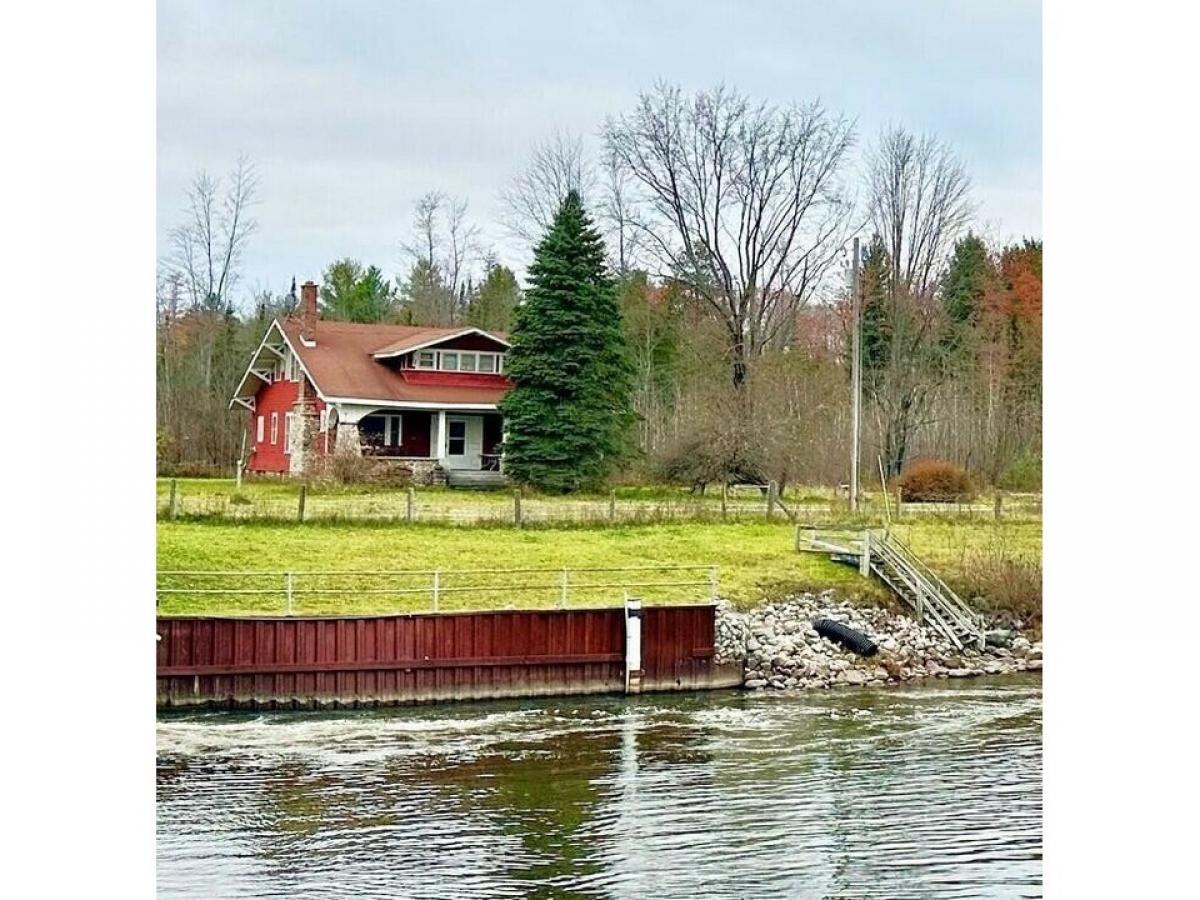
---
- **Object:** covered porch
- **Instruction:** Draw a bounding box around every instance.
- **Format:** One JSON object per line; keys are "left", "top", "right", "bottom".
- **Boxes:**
{"left": 336, "top": 405, "right": 505, "bottom": 479}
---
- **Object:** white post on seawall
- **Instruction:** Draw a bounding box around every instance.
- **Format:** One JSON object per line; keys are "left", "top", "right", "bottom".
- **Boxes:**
{"left": 849, "top": 237, "right": 862, "bottom": 514}
{"left": 624, "top": 595, "right": 643, "bottom": 694}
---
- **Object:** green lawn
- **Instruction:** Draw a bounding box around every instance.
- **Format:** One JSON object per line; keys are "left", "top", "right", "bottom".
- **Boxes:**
{"left": 156, "top": 477, "right": 1040, "bottom": 525}
{"left": 156, "top": 518, "right": 1041, "bottom": 617}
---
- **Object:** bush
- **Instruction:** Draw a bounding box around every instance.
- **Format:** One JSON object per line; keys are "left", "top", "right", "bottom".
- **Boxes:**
{"left": 157, "top": 461, "right": 229, "bottom": 478}
{"left": 956, "top": 550, "right": 1042, "bottom": 636}
{"left": 654, "top": 435, "right": 766, "bottom": 493}
{"left": 896, "top": 459, "right": 974, "bottom": 502}
{"left": 322, "top": 452, "right": 414, "bottom": 487}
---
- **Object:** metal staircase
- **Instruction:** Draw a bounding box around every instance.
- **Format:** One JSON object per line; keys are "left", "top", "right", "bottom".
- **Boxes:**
{"left": 801, "top": 528, "right": 986, "bottom": 651}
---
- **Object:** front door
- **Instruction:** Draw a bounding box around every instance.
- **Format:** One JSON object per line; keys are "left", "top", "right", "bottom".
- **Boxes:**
{"left": 445, "top": 416, "right": 483, "bottom": 469}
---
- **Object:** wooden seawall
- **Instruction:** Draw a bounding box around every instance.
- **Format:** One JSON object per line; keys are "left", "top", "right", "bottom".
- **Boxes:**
{"left": 156, "top": 604, "right": 743, "bottom": 708}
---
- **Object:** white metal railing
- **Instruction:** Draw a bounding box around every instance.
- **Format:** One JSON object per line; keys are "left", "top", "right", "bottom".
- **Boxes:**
{"left": 156, "top": 564, "right": 720, "bottom": 616}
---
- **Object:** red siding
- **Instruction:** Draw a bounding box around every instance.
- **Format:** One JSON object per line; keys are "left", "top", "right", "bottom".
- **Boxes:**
{"left": 395, "top": 368, "right": 512, "bottom": 390}
{"left": 246, "top": 379, "right": 328, "bottom": 473}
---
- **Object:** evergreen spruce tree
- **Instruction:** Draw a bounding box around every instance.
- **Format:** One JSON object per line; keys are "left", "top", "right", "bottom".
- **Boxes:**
{"left": 500, "top": 191, "right": 633, "bottom": 491}
{"left": 941, "top": 233, "right": 994, "bottom": 326}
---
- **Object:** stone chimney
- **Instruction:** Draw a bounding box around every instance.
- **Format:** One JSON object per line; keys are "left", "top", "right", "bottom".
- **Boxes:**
{"left": 300, "top": 280, "right": 318, "bottom": 346}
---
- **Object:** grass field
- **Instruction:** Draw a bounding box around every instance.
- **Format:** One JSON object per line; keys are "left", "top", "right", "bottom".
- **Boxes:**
{"left": 155, "top": 477, "right": 1041, "bottom": 526}
{"left": 156, "top": 517, "right": 1041, "bottom": 617}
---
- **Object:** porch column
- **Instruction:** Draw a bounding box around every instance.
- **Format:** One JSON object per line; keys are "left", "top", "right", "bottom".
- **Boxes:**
{"left": 435, "top": 410, "right": 447, "bottom": 462}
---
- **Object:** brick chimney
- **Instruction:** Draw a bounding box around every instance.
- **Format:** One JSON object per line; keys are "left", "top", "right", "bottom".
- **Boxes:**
{"left": 300, "top": 280, "right": 318, "bottom": 346}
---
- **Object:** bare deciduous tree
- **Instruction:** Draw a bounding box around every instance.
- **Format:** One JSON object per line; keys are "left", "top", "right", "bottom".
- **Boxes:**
{"left": 866, "top": 126, "right": 973, "bottom": 298}
{"left": 401, "top": 191, "right": 480, "bottom": 324}
{"left": 500, "top": 131, "right": 596, "bottom": 245}
{"left": 604, "top": 83, "right": 855, "bottom": 387}
{"left": 168, "top": 156, "right": 259, "bottom": 311}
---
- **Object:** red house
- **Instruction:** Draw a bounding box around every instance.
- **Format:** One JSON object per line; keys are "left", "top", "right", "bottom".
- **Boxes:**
{"left": 230, "top": 281, "right": 511, "bottom": 484}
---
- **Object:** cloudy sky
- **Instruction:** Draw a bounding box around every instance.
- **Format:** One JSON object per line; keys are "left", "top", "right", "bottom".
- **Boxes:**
{"left": 158, "top": 0, "right": 1041, "bottom": 306}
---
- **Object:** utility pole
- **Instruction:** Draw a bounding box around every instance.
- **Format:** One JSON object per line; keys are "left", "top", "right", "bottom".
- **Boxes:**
{"left": 849, "top": 237, "right": 862, "bottom": 513}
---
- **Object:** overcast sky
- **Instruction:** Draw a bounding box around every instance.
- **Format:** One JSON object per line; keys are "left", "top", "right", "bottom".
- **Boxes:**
{"left": 158, "top": 0, "right": 1041, "bottom": 306}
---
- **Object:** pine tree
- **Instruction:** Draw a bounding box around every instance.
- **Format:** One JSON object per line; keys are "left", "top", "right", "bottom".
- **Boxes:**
{"left": 499, "top": 191, "right": 633, "bottom": 491}
{"left": 941, "top": 233, "right": 994, "bottom": 326}
{"left": 466, "top": 262, "right": 521, "bottom": 332}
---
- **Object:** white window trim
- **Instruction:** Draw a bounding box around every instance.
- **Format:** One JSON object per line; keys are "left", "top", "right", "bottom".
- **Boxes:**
{"left": 256, "top": 416, "right": 265, "bottom": 442}
{"left": 284, "top": 412, "right": 294, "bottom": 455}
{"left": 319, "top": 407, "right": 329, "bottom": 432}
{"left": 412, "top": 349, "right": 505, "bottom": 373}
{"left": 270, "top": 412, "right": 279, "bottom": 445}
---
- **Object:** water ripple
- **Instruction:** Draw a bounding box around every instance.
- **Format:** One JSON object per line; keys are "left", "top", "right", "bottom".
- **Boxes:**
{"left": 158, "top": 674, "right": 1042, "bottom": 899}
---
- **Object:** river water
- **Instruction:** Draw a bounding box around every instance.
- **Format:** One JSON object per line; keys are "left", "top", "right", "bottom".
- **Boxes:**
{"left": 157, "top": 674, "right": 1041, "bottom": 899}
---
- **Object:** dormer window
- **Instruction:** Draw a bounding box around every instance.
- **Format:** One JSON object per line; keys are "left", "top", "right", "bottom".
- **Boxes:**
{"left": 407, "top": 349, "right": 504, "bottom": 373}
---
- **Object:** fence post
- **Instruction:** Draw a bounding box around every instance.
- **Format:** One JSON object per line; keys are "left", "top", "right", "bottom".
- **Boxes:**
{"left": 560, "top": 568, "right": 569, "bottom": 608}
{"left": 297, "top": 484, "right": 307, "bottom": 522}
{"left": 285, "top": 571, "right": 294, "bottom": 616}
{"left": 709, "top": 566, "right": 719, "bottom": 602}
{"left": 406, "top": 486, "right": 415, "bottom": 523}
{"left": 895, "top": 488, "right": 903, "bottom": 520}
{"left": 794, "top": 525, "right": 802, "bottom": 552}
{"left": 432, "top": 570, "right": 440, "bottom": 612}
{"left": 994, "top": 492, "right": 1003, "bottom": 521}
{"left": 168, "top": 478, "right": 180, "bottom": 520}
{"left": 766, "top": 481, "right": 777, "bottom": 520}
{"left": 609, "top": 489, "right": 616, "bottom": 522}
{"left": 859, "top": 530, "right": 872, "bottom": 577}
{"left": 721, "top": 481, "right": 728, "bottom": 520}
{"left": 513, "top": 489, "right": 523, "bottom": 527}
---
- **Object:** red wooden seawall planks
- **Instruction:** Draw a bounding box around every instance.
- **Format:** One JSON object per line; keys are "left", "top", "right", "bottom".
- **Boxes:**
{"left": 156, "top": 605, "right": 739, "bottom": 708}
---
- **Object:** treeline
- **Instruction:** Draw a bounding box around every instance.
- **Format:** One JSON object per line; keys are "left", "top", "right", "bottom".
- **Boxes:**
{"left": 157, "top": 84, "right": 1041, "bottom": 491}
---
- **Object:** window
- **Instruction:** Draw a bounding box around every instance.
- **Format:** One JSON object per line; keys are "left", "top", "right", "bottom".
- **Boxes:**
{"left": 256, "top": 416, "right": 265, "bottom": 442}
{"left": 383, "top": 414, "right": 403, "bottom": 447}
{"left": 447, "top": 419, "right": 466, "bottom": 456}
{"left": 284, "top": 412, "right": 294, "bottom": 454}
{"left": 319, "top": 407, "right": 329, "bottom": 432}
{"left": 410, "top": 348, "right": 505, "bottom": 372}
{"left": 270, "top": 412, "right": 279, "bottom": 445}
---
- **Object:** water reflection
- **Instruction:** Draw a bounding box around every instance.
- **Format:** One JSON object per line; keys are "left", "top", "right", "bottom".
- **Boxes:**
{"left": 158, "top": 676, "right": 1042, "bottom": 899}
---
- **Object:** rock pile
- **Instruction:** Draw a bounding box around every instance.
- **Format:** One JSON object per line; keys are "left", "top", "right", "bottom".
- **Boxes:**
{"left": 715, "top": 591, "right": 1041, "bottom": 691}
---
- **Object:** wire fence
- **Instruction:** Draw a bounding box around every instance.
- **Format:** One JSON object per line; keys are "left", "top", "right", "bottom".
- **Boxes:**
{"left": 156, "top": 564, "right": 721, "bottom": 616}
{"left": 157, "top": 480, "right": 1042, "bottom": 527}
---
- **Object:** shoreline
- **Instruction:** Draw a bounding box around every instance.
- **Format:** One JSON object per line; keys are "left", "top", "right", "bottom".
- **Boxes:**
{"left": 716, "top": 591, "right": 1041, "bottom": 691}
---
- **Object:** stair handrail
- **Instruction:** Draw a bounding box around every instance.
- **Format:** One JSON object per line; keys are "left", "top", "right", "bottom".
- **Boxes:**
{"left": 876, "top": 531, "right": 985, "bottom": 629}
{"left": 870, "top": 539, "right": 973, "bottom": 645}
{"left": 867, "top": 545, "right": 966, "bottom": 650}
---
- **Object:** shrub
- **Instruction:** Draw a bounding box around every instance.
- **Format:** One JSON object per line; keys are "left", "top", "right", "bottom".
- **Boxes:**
{"left": 323, "top": 452, "right": 413, "bottom": 487}
{"left": 955, "top": 549, "right": 1042, "bottom": 636}
{"left": 896, "top": 459, "right": 974, "bottom": 502}
{"left": 654, "top": 435, "right": 766, "bottom": 493}
{"left": 157, "top": 461, "right": 229, "bottom": 478}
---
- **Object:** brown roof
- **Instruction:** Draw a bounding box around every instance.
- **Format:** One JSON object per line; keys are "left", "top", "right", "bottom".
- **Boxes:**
{"left": 279, "top": 319, "right": 511, "bottom": 406}
{"left": 373, "top": 326, "right": 509, "bottom": 357}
